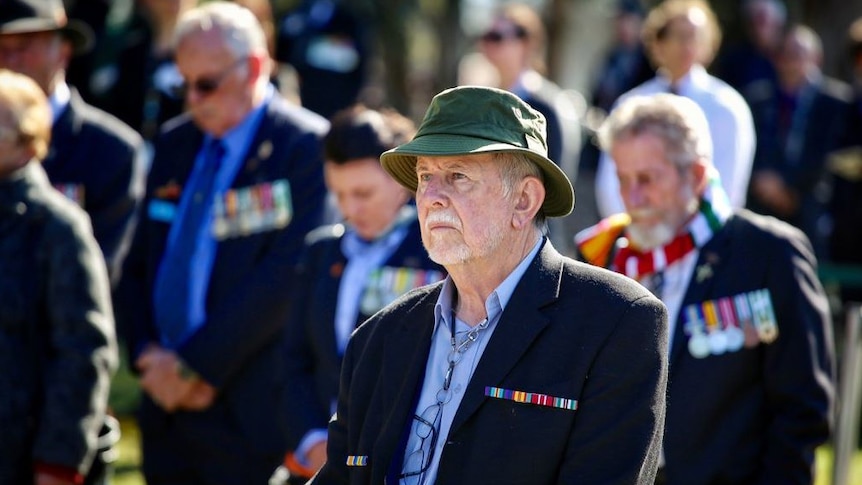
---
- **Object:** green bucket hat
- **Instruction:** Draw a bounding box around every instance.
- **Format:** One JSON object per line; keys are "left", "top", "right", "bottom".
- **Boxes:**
{"left": 380, "top": 85, "right": 575, "bottom": 218}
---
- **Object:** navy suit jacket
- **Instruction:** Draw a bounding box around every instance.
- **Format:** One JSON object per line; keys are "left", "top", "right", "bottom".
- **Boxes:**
{"left": 282, "top": 217, "right": 445, "bottom": 449}
{"left": 44, "top": 88, "right": 147, "bottom": 286}
{"left": 661, "top": 210, "right": 834, "bottom": 485}
{"left": 310, "top": 240, "right": 669, "bottom": 485}
{"left": 116, "top": 94, "right": 328, "bottom": 458}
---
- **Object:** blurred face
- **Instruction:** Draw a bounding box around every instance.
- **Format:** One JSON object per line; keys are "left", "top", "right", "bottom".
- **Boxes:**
{"left": 174, "top": 30, "right": 256, "bottom": 137}
{"left": 415, "top": 153, "right": 514, "bottom": 266}
{"left": 653, "top": 9, "right": 709, "bottom": 78}
{"left": 478, "top": 19, "right": 528, "bottom": 75}
{"left": 324, "top": 158, "right": 409, "bottom": 241}
{"left": 0, "top": 32, "right": 68, "bottom": 95}
{"left": 612, "top": 133, "right": 701, "bottom": 250}
{"left": 777, "top": 35, "right": 815, "bottom": 89}
{"left": 615, "top": 12, "right": 642, "bottom": 47}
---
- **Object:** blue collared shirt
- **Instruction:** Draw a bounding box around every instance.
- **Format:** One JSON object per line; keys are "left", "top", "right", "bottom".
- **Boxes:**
{"left": 400, "top": 237, "right": 544, "bottom": 485}
{"left": 160, "top": 86, "right": 273, "bottom": 346}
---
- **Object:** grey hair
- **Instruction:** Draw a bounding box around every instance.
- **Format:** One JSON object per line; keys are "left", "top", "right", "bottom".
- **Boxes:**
{"left": 494, "top": 151, "right": 547, "bottom": 230}
{"left": 598, "top": 93, "right": 713, "bottom": 172}
{"left": 173, "top": 1, "right": 269, "bottom": 61}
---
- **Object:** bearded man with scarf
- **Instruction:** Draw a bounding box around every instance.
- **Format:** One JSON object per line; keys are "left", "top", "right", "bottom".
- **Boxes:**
{"left": 576, "top": 93, "right": 835, "bottom": 485}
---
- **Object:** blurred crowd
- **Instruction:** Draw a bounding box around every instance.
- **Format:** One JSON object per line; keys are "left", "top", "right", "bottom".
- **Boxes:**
{"left": 1, "top": 0, "right": 861, "bottom": 483}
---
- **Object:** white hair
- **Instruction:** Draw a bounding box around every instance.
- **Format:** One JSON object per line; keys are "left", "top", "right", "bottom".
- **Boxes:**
{"left": 598, "top": 93, "right": 713, "bottom": 172}
{"left": 173, "top": 1, "right": 268, "bottom": 61}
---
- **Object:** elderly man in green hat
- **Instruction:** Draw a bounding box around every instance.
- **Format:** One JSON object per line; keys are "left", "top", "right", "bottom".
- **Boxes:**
{"left": 308, "top": 85, "right": 668, "bottom": 485}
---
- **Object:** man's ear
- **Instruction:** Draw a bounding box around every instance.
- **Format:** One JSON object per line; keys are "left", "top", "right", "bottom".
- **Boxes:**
{"left": 691, "top": 159, "right": 709, "bottom": 194}
{"left": 512, "top": 176, "right": 545, "bottom": 229}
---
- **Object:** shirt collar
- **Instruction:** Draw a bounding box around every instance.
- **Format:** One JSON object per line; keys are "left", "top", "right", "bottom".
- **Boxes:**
{"left": 49, "top": 81, "right": 72, "bottom": 124}
{"left": 658, "top": 64, "right": 708, "bottom": 94}
{"left": 433, "top": 236, "right": 544, "bottom": 332}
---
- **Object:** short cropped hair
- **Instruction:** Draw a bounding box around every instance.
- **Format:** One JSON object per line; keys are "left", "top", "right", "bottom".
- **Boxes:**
{"left": 174, "top": 1, "right": 269, "bottom": 62}
{"left": 598, "top": 93, "right": 712, "bottom": 172}
{"left": 323, "top": 105, "right": 416, "bottom": 165}
{"left": 0, "top": 69, "right": 51, "bottom": 160}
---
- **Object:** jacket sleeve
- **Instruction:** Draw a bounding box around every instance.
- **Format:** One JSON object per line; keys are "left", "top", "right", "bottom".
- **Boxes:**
{"left": 34, "top": 210, "right": 118, "bottom": 474}
{"left": 557, "top": 293, "right": 669, "bottom": 484}
{"left": 758, "top": 226, "right": 835, "bottom": 484}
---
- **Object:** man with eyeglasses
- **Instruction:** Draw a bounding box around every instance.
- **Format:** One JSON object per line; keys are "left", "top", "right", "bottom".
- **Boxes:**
{"left": 0, "top": 0, "right": 147, "bottom": 288}
{"left": 309, "top": 85, "right": 668, "bottom": 484}
{"left": 115, "top": 2, "right": 328, "bottom": 483}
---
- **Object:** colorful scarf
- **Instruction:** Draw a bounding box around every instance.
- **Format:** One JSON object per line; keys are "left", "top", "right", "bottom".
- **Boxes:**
{"left": 576, "top": 171, "right": 732, "bottom": 280}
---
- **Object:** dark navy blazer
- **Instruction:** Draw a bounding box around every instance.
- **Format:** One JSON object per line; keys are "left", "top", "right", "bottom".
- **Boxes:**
{"left": 44, "top": 88, "right": 147, "bottom": 286}
{"left": 116, "top": 94, "right": 328, "bottom": 465}
{"left": 661, "top": 211, "right": 834, "bottom": 485}
{"left": 311, "top": 240, "right": 669, "bottom": 485}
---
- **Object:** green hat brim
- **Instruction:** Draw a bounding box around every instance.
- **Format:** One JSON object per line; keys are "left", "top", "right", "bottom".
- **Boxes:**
{"left": 380, "top": 133, "right": 574, "bottom": 218}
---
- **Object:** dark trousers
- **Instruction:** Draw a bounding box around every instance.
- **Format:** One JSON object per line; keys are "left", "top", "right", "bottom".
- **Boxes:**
{"left": 139, "top": 397, "right": 282, "bottom": 485}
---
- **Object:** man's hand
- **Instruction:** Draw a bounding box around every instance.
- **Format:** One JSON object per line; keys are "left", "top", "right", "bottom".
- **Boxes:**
{"left": 751, "top": 170, "right": 798, "bottom": 217}
{"left": 136, "top": 345, "right": 215, "bottom": 412}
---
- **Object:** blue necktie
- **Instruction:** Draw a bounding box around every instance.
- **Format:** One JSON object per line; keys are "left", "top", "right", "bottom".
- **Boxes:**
{"left": 153, "top": 139, "right": 224, "bottom": 347}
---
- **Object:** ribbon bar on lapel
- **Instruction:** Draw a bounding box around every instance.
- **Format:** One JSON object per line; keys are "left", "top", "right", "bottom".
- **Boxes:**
{"left": 346, "top": 455, "right": 368, "bottom": 466}
{"left": 485, "top": 386, "right": 578, "bottom": 411}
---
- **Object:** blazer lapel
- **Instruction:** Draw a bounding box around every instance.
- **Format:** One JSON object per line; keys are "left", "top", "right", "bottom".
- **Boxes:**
{"left": 372, "top": 289, "right": 440, "bottom": 472}
{"left": 668, "top": 223, "right": 733, "bottom": 370}
{"left": 449, "top": 242, "right": 559, "bottom": 434}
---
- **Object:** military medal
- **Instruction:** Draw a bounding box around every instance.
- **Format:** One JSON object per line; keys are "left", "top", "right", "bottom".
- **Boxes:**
{"left": 718, "top": 297, "right": 744, "bottom": 352}
{"left": 751, "top": 289, "right": 779, "bottom": 343}
{"left": 684, "top": 305, "right": 710, "bottom": 358}
{"left": 733, "top": 293, "right": 760, "bottom": 348}
{"left": 703, "top": 301, "right": 727, "bottom": 355}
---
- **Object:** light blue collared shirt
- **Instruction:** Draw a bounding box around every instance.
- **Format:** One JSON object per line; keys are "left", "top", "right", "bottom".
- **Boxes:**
{"left": 158, "top": 86, "right": 273, "bottom": 346}
{"left": 400, "top": 237, "right": 544, "bottom": 485}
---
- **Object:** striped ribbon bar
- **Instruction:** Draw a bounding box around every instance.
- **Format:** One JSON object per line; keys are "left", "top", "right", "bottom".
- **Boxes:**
{"left": 485, "top": 386, "right": 578, "bottom": 411}
{"left": 346, "top": 455, "right": 368, "bottom": 467}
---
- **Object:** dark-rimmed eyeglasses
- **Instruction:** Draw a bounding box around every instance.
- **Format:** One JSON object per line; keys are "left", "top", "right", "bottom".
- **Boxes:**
{"left": 398, "top": 401, "right": 443, "bottom": 483}
{"left": 172, "top": 57, "right": 247, "bottom": 98}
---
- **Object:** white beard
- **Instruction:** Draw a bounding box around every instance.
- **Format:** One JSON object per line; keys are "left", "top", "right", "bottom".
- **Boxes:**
{"left": 423, "top": 210, "right": 506, "bottom": 266}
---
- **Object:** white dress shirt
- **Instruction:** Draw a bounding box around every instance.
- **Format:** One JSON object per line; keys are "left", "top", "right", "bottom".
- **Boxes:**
{"left": 596, "top": 65, "right": 755, "bottom": 216}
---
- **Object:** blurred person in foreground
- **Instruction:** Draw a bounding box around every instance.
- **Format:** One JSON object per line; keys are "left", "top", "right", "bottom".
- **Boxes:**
{"left": 576, "top": 93, "right": 834, "bottom": 484}
{"left": 0, "top": 0, "right": 147, "bottom": 287}
{"left": 595, "top": 0, "right": 755, "bottom": 218}
{"left": 279, "top": 104, "right": 446, "bottom": 481}
{"left": 0, "top": 68, "right": 117, "bottom": 485}
{"left": 309, "top": 85, "right": 668, "bottom": 485}
{"left": 114, "top": 2, "right": 328, "bottom": 483}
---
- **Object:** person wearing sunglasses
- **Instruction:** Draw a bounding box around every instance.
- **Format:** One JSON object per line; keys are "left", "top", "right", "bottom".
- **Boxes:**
{"left": 477, "top": 3, "right": 582, "bottom": 258}
{"left": 114, "top": 2, "right": 329, "bottom": 484}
